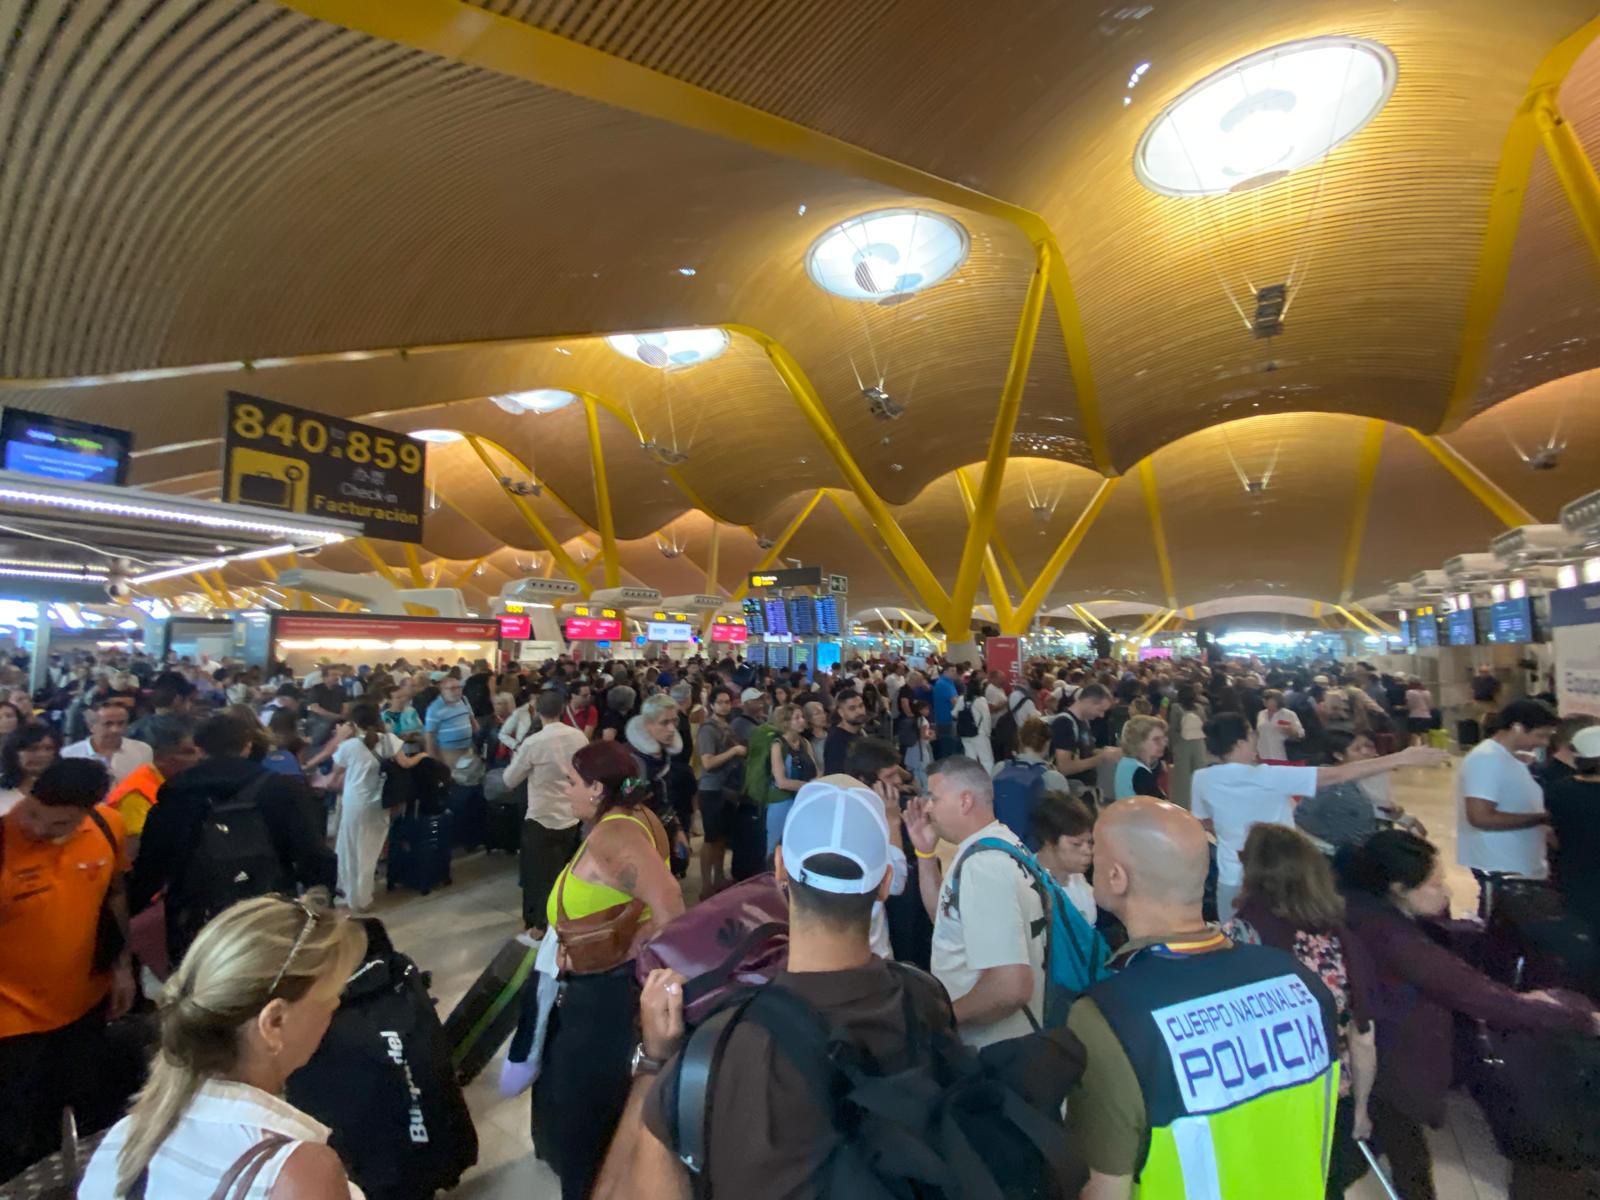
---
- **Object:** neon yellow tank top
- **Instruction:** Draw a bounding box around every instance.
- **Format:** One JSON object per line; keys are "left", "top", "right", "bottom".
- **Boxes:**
{"left": 547, "top": 811, "right": 666, "bottom": 926}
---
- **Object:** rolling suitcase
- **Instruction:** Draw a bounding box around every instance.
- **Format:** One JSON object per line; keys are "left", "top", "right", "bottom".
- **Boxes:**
{"left": 484, "top": 783, "right": 524, "bottom": 855}
{"left": 387, "top": 809, "right": 453, "bottom": 895}
{"left": 441, "top": 934, "right": 541, "bottom": 1084}
{"left": 446, "top": 783, "right": 486, "bottom": 852}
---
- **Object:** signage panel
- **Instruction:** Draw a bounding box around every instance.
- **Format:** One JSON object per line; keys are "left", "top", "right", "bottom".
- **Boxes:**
{"left": 498, "top": 615, "right": 532, "bottom": 640}
{"left": 1, "top": 407, "right": 131, "bottom": 485}
{"left": 747, "top": 566, "right": 823, "bottom": 589}
{"left": 564, "top": 616, "right": 624, "bottom": 640}
{"left": 711, "top": 623, "right": 748, "bottom": 644}
{"left": 647, "top": 621, "right": 694, "bottom": 641}
{"left": 224, "top": 392, "right": 427, "bottom": 543}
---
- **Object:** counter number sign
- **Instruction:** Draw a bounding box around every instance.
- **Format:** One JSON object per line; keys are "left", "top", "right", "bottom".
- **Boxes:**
{"left": 224, "top": 392, "right": 428, "bottom": 543}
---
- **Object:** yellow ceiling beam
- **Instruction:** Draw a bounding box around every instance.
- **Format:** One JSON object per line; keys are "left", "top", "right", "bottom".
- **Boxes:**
{"left": 464, "top": 434, "right": 591, "bottom": 591}
{"left": 1439, "top": 14, "right": 1600, "bottom": 431}
{"left": 275, "top": 0, "right": 1113, "bottom": 475}
{"left": 582, "top": 397, "right": 621, "bottom": 588}
{"left": 1138, "top": 458, "right": 1178, "bottom": 610}
{"left": 897, "top": 608, "right": 938, "bottom": 643}
{"left": 946, "top": 242, "right": 1050, "bottom": 642}
{"left": 1010, "top": 477, "right": 1122, "bottom": 633}
{"left": 954, "top": 467, "right": 1015, "bottom": 635}
{"left": 1133, "top": 609, "right": 1177, "bottom": 646}
{"left": 1338, "top": 419, "right": 1387, "bottom": 603}
{"left": 354, "top": 537, "right": 403, "bottom": 587}
{"left": 447, "top": 555, "right": 488, "bottom": 587}
{"left": 401, "top": 543, "right": 426, "bottom": 587}
{"left": 209, "top": 571, "right": 235, "bottom": 609}
{"left": 1072, "top": 603, "right": 1113, "bottom": 635}
{"left": 1534, "top": 90, "right": 1600, "bottom": 274}
{"left": 1335, "top": 604, "right": 1378, "bottom": 636}
{"left": 1127, "top": 608, "right": 1169, "bottom": 641}
{"left": 727, "top": 490, "right": 826, "bottom": 608}
{"left": 1405, "top": 429, "right": 1537, "bottom": 527}
{"left": 822, "top": 490, "right": 921, "bottom": 610}
{"left": 1351, "top": 601, "right": 1398, "bottom": 635}
{"left": 190, "top": 573, "right": 222, "bottom": 606}
{"left": 731, "top": 326, "right": 952, "bottom": 618}
{"left": 991, "top": 529, "right": 1028, "bottom": 598}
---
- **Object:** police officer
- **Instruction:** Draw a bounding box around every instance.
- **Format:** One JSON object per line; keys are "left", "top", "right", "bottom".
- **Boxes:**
{"left": 1069, "top": 798, "right": 1339, "bottom": 1199}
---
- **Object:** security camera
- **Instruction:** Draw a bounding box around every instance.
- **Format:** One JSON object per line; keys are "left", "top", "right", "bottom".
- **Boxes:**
{"left": 1528, "top": 445, "right": 1563, "bottom": 471}
{"left": 863, "top": 385, "right": 904, "bottom": 421}
{"left": 106, "top": 558, "right": 132, "bottom": 603}
{"left": 755, "top": 535, "right": 776, "bottom": 550}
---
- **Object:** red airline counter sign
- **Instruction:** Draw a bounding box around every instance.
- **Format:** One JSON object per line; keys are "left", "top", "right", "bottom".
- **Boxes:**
{"left": 273, "top": 614, "right": 502, "bottom": 642}
{"left": 498, "top": 614, "right": 532, "bottom": 640}
{"left": 564, "top": 604, "right": 623, "bottom": 641}
{"left": 710, "top": 616, "right": 748, "bottom": 644}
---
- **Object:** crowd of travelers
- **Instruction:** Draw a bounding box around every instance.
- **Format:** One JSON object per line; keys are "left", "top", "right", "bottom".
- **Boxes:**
{"left": 1, "top": 643, "right": 1597, "bottom": 1199}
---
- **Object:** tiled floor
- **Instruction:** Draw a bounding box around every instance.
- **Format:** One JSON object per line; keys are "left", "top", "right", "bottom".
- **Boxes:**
{"left": 367, "top": 763, "right": 1511, "bottom": 1199}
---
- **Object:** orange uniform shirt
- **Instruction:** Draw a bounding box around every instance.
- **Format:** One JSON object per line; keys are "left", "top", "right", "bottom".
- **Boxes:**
{"left": 104, "top": 762, "right": 164, "bottom": 837}
{"left": 0, "top": 805, "right": 128, "bottom": 1037}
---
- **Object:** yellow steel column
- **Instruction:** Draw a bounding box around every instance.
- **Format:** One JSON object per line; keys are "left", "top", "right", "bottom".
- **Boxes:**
{"left": 822, "top": 491, "right": 920, "bottom": 608}
{"left": 447, "top": 556, "right": 488, "bottom": 587}
{"left": 1534, "top": 90, "right": 1600, "bottom": 272}
{"left": 354, "top": 538, "right": 403, "bottom": 587}
{"left": 190, "top": 574, "right": 221, "bottom": 606}
{"left": 401, "top": 544, "right": 426, "bottom": 588}
{"left": 1138, "top": 459, "right": 1178, "bottom": 610}
{"left": 704, "top": 521, "right": 721, "bottom": 596}
{"left": 991, "top": 532, "right": 1028, "bottom": 598}
{"left": 1072, "top": 603, "right": 1112, "bottom": 635}
{"left": 1405, "top": 429, "right": 1537, "bottom": 527}
{"left": 464, "top": 435, "right": 590, "bottom": 591}
{"left": 731, "top": 327, "right": 950, "bottom": 617}
{"left": 1351, "top": 601, "right": 1398, "bottom": 634}
{"left": 1338, "top": 419, "right": 1387, "bottom": 603}
{"left": 954, "top": 468, "right": 1016, "bottom": 634}
{"left": 946, "top": 242, "right": 1052, "bottom": 642}
{"left": 1134, "top": 610, "right": 1177, "bottom": 645}
{"left": 727, "top": 491, "right": 826, "bottom": 607}
{"left": 1335, "top": 605, "right": 1378, "bottom": 636}
{"left": 583, "top": 398, "right": 621, "bottom": 588}
{"left": 209, "top": 571, "right": 235, "bottom": 609}
{"left": 1011, "top": 477, "right": 1122, "bottom": 631}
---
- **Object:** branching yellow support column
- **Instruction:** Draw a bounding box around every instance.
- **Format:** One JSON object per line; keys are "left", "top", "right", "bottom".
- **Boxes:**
{"left": 1134, "top": 610, "right": 1177, "bottom": 646}
{"left": 1335, "top": 605, "right": 1379, "bottom": 636}
{"left": 1534, "top": 90, "right": 1600, "bottom": 274}
{"left": 946, "top": 242, "right": 1052, "bottom": 643}
{"left": 448, "top": 556, "right": 488, "bottom": 587}
{"left": 355, "top": 538, "right": 403, "bottom": 587}
{"left": 1011, "top": 478, "right": 1122, "bottom": 632}
{"left": 954, "top": 468, "right": 1015, "bottom": 634}
{"left": 402, "top": 544, "right": 426, "bottom": 588}
{"left": 704, "top": 521, "right": 721, "bottom": 596}
{"left": 464, "top": 435, "right": 590, "bottom": 592}
{"left": 1138, "top": 459, "right": 1178, "bottom": 611}
{"left": 1339, "top": 419, "right": 1386, "bottom": 603}
{"left": 1351, "top": 601, "right": 1398, "bottom": 635}
{"left": 1406, "top": 429, "right": 1537, "bottom": 527}
{"left": 731, "top": 326, "right": 950, "bottom": 618}
{"left": 190, "top": 574, "right": 222, "bottom": 606}
{"left": 727, "top": 491, "right": 826, "bottom": 607}
{"left": 209, "top": 572, "right": 235, "bottom": 609}
{"left": 991, "top": 533, "right": 1028, "bottom": 598}
{"left": 583, "top": 398, "right": 621, "bottom": 588}
{"left": 1071, "top": 603, "right": 1112, "bottom": 635}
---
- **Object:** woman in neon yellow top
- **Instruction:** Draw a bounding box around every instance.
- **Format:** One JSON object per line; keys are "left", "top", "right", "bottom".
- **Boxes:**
{"left": 537, "top": 739, "right": 684, "bottom": 1200}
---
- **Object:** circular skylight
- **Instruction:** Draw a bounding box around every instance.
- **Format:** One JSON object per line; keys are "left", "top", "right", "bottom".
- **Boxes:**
{"left": 491, "top": 389, "right": 579, "bottom": 415}
{"left": 605, "top": 329, "right": 730, "bottom": 369}
{"left": 1134, "top": 37, "right": 1397, "bottom": 196}
{"left": 408, "top": 429, "right": 464, "bottom": 444}
{"left": 805, "top": 208, "right": 970, "bottom": 301}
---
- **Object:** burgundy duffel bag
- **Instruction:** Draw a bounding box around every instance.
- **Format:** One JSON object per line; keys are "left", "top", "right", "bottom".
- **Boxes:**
{"left": 635, "top": 873, "right": 788, "bottom": 1025}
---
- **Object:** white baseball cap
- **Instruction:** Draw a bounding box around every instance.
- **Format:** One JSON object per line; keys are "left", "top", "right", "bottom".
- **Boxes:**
{"left": 1570, "top": 726, "right": 1600, "bottom": 759}
{"left": 740, "top": 687, "right": 765, "bottom": 703}
{"left": 782, "top": 776, "right": 892, "bottom": 896}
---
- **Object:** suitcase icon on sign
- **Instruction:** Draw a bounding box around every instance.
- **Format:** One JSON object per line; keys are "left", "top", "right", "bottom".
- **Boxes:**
{"left": 229, "top": 448, "right": 310, "bottom": 512}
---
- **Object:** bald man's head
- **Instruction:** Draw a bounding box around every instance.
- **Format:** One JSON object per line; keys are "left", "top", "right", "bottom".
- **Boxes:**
{"left": 1093, "top": 797, "right": 1211, "bottom": 920}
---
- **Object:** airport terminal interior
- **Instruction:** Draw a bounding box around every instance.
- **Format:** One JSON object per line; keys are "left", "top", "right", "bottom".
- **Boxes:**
{"left": 6, "top": 1, "right": 1600, "bottom": 1197}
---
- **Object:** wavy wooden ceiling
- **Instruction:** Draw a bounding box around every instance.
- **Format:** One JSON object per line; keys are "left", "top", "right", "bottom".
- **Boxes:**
{"left": 5, "top": 1, "right": 1600, "bottom": 617}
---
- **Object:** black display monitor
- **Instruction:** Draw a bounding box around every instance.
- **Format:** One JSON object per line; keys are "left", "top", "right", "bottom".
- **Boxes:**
{"left": 1446, "top": 608, "right": 1478, "bottom": 646}
{"left": 0, "top": 407, "right": 132, "bottom": 485}
{"left": 1488, "top": 597, "right": 1533, "bottom": 644}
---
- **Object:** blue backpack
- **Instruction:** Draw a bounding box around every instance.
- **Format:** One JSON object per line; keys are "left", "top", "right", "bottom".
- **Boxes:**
{"left": 992, "top": 759, "right": 1050, "bottom": 850}
{"left": 947, "top": 837, "right": 1112, "bottom": 1028}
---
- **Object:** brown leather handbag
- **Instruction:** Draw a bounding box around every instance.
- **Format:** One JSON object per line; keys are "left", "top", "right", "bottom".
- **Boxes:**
{"left": 555, "top": 809, "right": 669, "bottom": 975}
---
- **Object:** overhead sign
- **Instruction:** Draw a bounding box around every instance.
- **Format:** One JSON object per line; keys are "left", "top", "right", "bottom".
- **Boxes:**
{"left": 748, "top": 566, "right": 823, "bottom": 589}
{"left": 565, "top": 616, "right": 624, "bottom": 640}
{"left": 1553, "top": 584, "right": 1600, "bottom": 717}
{"left": 829, "top": 573, "right": 849, "bottom": 595}
{"left": 498, "top": 614, "right": 532, "bottom": 640}
{"left": 647, "top": 621, "right": 694, "bottom": 641}
{"left": 272, "top": 614, "right": 500, "bottom": 643}
{"left": 1, "top": 407, "right": 132, "bottom": 485}
{"left": 710, "top": 623, "right": 748, "bottom": 644}
{"left": 224, "top": 392, "right": 427, "bottom": 543}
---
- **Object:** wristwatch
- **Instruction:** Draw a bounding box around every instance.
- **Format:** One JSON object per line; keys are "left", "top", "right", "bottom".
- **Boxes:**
{"left": 630, "top": 1042, "right": 666, "bottom": 1078}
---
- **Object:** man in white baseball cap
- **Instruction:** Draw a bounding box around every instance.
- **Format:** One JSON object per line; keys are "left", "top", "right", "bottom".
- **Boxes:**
{"left": 599, "top": 775, "right": 951, "bottom": 1197}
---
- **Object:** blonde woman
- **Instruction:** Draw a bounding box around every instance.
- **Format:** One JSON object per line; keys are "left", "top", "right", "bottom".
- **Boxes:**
{"left": 81, "top": 893, "right": 366, "bottom": 1199}
{"left": 1112, "top": 715, "right": 1168, "bottom": 801}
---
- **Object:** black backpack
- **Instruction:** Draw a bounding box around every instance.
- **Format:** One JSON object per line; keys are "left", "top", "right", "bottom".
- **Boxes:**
{"left": 379, "top": 755, "right": 414, "bottom": 811}
{"left": 671, "top": 963, "right": 1086, "bottom": 1199}
{"left": 168, "top": 772, "right": 289, "bottom": 956}
{"left": 286, "top": 919, "right": 478, "bottom": 1200}
{"left": 955, "top": 699, "right": 979, "bottom": 740}
{"left": 990, "top": 691, "right": 1029, "bottom": 763}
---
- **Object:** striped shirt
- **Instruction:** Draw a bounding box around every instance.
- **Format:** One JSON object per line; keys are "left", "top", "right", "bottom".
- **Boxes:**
{"left": 424, "top": 696, "right": 474, "bottom": 750}
{"left": 81, "top": 1079, "right": 363, "bottom": 1199}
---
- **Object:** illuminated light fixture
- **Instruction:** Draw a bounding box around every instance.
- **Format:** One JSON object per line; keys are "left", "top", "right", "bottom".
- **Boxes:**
{"left": 491, "top": 389, "right": 579, "bottom": 415}
{"left": 605, "top": 329, "right": 730, "bottom": 369}
{"left": 0, "top": 478, "right": 350, "bottom": 544}
{"left": 131, "top": 559, "right": 227, "bottom": 585}
{"left": 409, "top": 429, "right": 464, "bottom": 444}
{"left": 1559, "top": 564, "right": 1581, "bottom": 590}
{"left": 0, "top": 566, "right": 110, "bottom": 582}
{"left": 1133, "top": 36, "right": 1397, "bottom": 196}
{"left": 805, "top": 208, "right": 970, "bottom": 302}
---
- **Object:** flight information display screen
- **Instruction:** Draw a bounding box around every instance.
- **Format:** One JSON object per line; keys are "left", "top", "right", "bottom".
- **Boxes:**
{"left": 816, "top": 594, "right": 841, "bottom": 635}
{"left": 1489, "top": 597, "right": 1532, "bottom": 644}
{"left": 742, "top": 597, "right": 766, "bottom": 636}
{"left": 1415, "top": 612, "right": 1439, "bottom": 647}
{"left": 762, "top": 598, "right": 790, "bottom": 635}
{"left": 790, "top": 596, "right": 817, "bottom": 635}
{"left": 1446, "top": 609, "right": 1478, "bottom": 646}
{"left": 1, "top": 408, "right": 131, "bottom": 485}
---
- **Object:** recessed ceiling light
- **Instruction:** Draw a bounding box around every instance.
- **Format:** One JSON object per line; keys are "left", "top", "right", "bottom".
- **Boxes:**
{"left": 806, "top": 207, "right": 970, "bottom": 302}
{"left": 409, "top": 429, "right": 464, "bottom": 443}
{"left": 605, "top": 329, "right": 730, "bottom": 369}
{"left": 677, "top": 267, "right": 697, "bottom": 277}
{"left": 490, "top": 389, "right": 579, "bottom": 415}
{"left": 1133, "top": 36, "right": 1397, "bottom": 196}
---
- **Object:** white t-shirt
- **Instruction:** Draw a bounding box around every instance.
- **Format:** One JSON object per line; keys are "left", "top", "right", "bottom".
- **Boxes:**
{"left": 334, "top": 733, "right": 401, "bottom": 810}
{"left": 504, "top": 722, "right": 589, "bottom": 830}
{"left": 1191, "top": 762, "right": 1317, "bottom": 886}
{"left": 1255, "top": 708, "right": 1305, "bottom": 761}
{"left": 1456, "top": 738, "right": 1547, "bottom": 878}
{"left": 62, "top": 737, "right": 153, "bottom": 783}
{"left": 932, "top": 820, "right": 1047, "bottom": 1048}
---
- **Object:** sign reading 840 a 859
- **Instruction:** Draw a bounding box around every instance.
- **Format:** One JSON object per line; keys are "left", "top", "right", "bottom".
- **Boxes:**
{"left": 223, "top": 392, "right": 428, "bottom": 543}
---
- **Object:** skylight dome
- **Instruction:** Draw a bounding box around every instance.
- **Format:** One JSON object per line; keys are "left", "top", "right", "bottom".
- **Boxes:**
{"left": 408, "top": 429, "right": 464, "bottom": 444}
{"left": 805, "top": 208, "right": 969, "bottom": 302}
{"left": 1134, "top": 37, "right": 1397, "bottom": 196}
{"left": 605, "top": 329, "right": 730, "bottom": 369}
{"left": 491, "top": 389, "right": 579, "bottom": 415}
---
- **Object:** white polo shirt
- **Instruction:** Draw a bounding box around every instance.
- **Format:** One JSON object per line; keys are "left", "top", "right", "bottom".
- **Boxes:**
{"left": 1191, "top": 761, "right": 1317, "bottom": 887}
{"left": 61, "top": 736, "right": 153, "bottom": 784}
{"left": 1456, "top": 738, "right": 1547, "bottom": 878}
